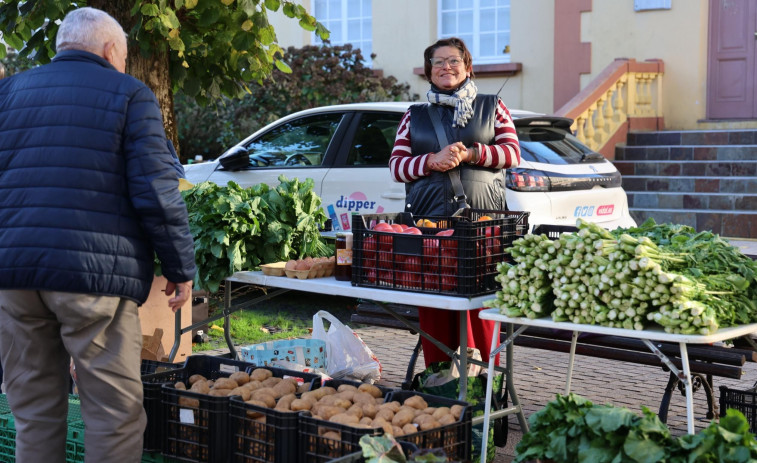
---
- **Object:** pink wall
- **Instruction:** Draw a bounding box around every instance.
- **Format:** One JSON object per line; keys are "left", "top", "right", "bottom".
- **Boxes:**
{"left": 554, "top": 0, "right": 592, "bottom": 111}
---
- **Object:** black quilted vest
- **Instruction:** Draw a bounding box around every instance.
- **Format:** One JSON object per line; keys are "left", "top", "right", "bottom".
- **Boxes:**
{"left": 406, "top": 94, "right": 506, "bottom": 216}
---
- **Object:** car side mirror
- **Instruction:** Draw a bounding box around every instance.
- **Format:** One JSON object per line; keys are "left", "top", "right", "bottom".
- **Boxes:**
{"left": 218, "top": 146, "right": 250, "bottom": 171}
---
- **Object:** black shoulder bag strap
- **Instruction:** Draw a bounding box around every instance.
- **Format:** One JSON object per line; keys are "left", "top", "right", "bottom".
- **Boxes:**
{"left": 426, "top": 104, "right": 470, "bottom": 214}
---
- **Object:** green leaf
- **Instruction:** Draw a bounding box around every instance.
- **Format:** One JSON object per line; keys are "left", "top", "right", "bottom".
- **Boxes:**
{"left": 239, "top": 0, "right": 257, "bottom": 16}
{"left": 264, "top": 0, "right": 281, "bottom": 11}
{"left": 141, "top": 4, "right": 160, "bottom": 16}
{"left": 185, "top": 0, "right": 198, "bottom": 9}
{"left": 231, "top": 31, "right": 256, "bottom": 52}
{"left": 274, "top": 59, "right": 291, "bottom": 73}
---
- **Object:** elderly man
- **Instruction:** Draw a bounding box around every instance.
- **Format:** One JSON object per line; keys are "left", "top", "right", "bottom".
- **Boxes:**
{"left": 0, "top": 7, "right": 196, "bottom": 462}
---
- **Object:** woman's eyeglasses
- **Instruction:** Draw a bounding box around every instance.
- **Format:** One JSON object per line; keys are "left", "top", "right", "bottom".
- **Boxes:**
{"left": 430, "top": 57, "right": 464, "bottom": 68}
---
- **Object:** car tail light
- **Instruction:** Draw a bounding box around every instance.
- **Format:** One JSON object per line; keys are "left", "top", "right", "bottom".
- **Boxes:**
{"left": 506, "top": 169, "right": 551, "bottom": 192}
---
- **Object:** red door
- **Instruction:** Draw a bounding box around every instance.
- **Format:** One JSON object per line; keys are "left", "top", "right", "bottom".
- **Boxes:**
{"left": 707, "top": 0, "right": 757, "bottom": 119}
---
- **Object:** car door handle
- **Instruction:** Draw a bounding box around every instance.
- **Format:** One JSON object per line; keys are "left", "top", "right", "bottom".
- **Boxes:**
{"left": 381, "top": 192, "right": 405, "bottom": 199}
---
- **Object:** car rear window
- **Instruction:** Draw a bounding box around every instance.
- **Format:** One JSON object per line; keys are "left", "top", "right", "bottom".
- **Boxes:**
{"left": 517, "top": 126, "right": 602, "bottom": 165}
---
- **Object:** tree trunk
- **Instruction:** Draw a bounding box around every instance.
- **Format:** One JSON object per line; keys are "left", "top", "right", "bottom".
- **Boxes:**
{"left": 90, "top": 0, "right": 181, "bottom": 160}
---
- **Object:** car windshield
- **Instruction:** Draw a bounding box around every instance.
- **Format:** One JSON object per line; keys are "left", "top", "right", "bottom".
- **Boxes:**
{"left": 517, "top": 126, "right": 602, "bottom": 165}
{"left": 243, "top": 113, "right": 343, "bottom": 167}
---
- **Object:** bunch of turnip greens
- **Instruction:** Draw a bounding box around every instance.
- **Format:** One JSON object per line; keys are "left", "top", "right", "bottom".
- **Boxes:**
{"left": 180, "top": 176, "right": 330, "bottom": 293}
{"left": 486, "top": 218, "right": 757, "bottom": 335}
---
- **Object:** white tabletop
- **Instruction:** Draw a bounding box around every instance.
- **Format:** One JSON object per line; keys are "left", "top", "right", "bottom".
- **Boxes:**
{"left": 228, "top": 271, "right": 493, "bottom": 311}
{"left": 479, "top": 308, "right": 757, "bottom": 344}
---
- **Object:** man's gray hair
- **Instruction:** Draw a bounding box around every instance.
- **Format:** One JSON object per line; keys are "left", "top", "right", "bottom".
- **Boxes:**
{"left": 56, "top": 7, "right": 126, "bottom": 54}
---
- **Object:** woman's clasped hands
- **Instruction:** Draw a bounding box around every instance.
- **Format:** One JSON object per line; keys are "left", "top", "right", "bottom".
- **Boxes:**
{"left": 427, "top": 141, "right": 470, "bottom": 172}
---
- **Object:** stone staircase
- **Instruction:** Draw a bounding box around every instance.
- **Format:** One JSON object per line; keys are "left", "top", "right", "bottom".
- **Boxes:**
{"left": 613, "top": 129, "right": 757, "bottom": 240}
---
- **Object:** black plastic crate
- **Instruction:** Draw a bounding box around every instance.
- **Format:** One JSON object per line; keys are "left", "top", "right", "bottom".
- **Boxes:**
{"left": 531, "top": 224, "right": 578, "bottom": 239}
{"left": 720, "top": 385, "right": 757, "bottom": 434}
{"left": 142, "top": 355, "right": 253, "bottom": 454}
{"left": 297, "top": 379, "right": 395, "bottom": 463}
{"left": 351, "top": 209, "right": 528, "bottom": 296}
{"left": 299, "top": 411, "right": 384, "bottom": 463}
{"left": 384, "top": 391, "right": 471, "bottom": 462}
{"left": 229, "top": 396, "right": 300, "bottom": 463}
{"left": 162, "top": 359, "right": 321, "bottom": 463}
{"left": 228, "top": 366, "right": 323, "bottom": 463}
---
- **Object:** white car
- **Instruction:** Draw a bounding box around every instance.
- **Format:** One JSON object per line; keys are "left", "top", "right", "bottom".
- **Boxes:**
{"left": 183, "top": 102, "right": 635, "bottom": 232}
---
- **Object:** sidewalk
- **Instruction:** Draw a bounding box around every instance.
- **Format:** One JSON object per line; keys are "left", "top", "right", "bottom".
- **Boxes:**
{"left": 204, "top": 288, "right": 757, "bottom": 463}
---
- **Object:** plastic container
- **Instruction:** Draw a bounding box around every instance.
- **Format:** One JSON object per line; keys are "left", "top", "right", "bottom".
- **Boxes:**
{"left": 384, "top": 390, "right": 471, "bottom": 462}
{"left": 720, "top": 385, "right": 757, "bottom": 433}
{"left": 141, "top": 359, "right": 185, "bottom": 452}
{"left": 240, "top": 339, "right": 326, "bottom": 370}
{"left": 351, "top": 209, "right": 528, "bottom": 296}
{"left": 229, "top": 396, "right": 300, "bottom": 463}
{"left": 159, "top": 357, "right": 321, "bottom": 463}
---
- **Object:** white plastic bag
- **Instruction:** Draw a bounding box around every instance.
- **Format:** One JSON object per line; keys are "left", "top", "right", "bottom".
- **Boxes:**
{"left": 312, "top": 310, "right": 382, "bottom": 383}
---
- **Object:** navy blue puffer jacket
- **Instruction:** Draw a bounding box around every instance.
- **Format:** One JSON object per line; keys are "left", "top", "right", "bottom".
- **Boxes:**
{"left": 0, "top": 50, "right": 197, "bottom": 304}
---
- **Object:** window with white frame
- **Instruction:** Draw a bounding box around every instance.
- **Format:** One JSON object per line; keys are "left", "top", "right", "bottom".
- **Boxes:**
{"left": 438, "top": 0, "right": 511, "bottom": 64}
{"left": 314, "top": 0, "right": 373, "bottom": 65}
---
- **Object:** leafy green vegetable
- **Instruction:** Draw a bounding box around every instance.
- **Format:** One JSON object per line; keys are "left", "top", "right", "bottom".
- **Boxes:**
{"left": 178, "top": 176, "right": 329, "bottom": 292}
{"left": 515, "top": 394, "right": 757, "bottom": 463}
{"left": 359, "top": 434, "right": 407, "bottom": 463}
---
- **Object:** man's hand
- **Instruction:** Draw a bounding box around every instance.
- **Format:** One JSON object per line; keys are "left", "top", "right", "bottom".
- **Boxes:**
{"left": 164, "top": 280, "right": 193, "bottom": 313}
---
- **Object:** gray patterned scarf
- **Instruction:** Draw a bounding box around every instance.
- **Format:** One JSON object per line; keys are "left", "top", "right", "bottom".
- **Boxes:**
{"left": 426, "top": 78, "right": 478, "bottom": 128}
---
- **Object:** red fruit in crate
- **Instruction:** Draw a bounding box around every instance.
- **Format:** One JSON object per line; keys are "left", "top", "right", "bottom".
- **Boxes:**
{"left": 365, "top": 267, "right": 377, "bottom": 284}
{"left": 441, "top": 274, "right": 457, "bottom": 292}
{"left": 436, "top": 229, "right": 454, "bottom": 237}
{"left": 363, "top": 235, "right": 377, "bottom": 262}
{"left": 373, "top": 222, "right": 394, "bottom": 232}
{"left": 398, "top": 224, "right": 409, "bottom": 232}
{"left": 390, "top": 223, "right": 404, "bottom": 233}
{"left": 403, "top": 227, "right": 422, "bottom": 235}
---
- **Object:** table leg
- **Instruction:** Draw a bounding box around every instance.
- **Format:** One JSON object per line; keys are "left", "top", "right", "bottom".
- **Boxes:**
{"left": 459, "top": 311, "right": 468, "bottom": 402}
{"left": 565, "top": 330, "right": 578, "bottom": 395}
{"left": 480, "top": 320, "right": 501, "bottom": 463}
{"left": 680, "top": 342, "right": 694, "bottom": 434}
{"left": 505, "top": 323, "right": 529, "bottom": 433}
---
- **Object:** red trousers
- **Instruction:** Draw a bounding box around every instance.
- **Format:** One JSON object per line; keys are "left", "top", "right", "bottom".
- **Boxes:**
{"left": 418, "top": 306, "right": 500, "bottom": 367}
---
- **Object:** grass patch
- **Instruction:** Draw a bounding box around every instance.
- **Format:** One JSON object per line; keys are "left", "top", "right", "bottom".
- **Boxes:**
{"left": 191, "top": 289, "right": 358, "bottom": 353}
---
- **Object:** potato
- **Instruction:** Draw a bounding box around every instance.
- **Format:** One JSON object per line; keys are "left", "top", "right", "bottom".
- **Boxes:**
{"left": 313, "top": 387, "right": 337, "bottom": 399}
{"left": 290, "top": 398, "right": 313, "bottom": 412}
{"left": 359, "top": 416, "right": 373, "bottom": 426}
{"left": 179, "top": 397, "right": 200, "bottom": 408}
{"left": 188, "top": 374, "right": 207, "bottom": 386}
{"left": 371, "top": 417, "right": 393, "bottom": 435}
{"left": 392, "top": 426, "right": 404, "bottom": 437}
{"left": 229, "top": 371, "right": 250, "bottom": 386}
{"left": 380, "top": 401, "right": 401, "bottom": 413}
{"left": 174, "top": 381, "right": 187, "bottom": 390}
{"left": 374, "top": 408, "right": 394, "bottom": 421}
{"left": 420, "top": 419, "right": 441, "bottom": 431}
{"left": 213, "top": 377, "right": 239, "bottom": 390}
{"left": 250, "top": 368, "right": 273, "bottom": 382}
{"left": 391, "top": 408, "right": 415, "bottom": 427}
{"left": 412, "top": 413, "right": 434, "bottom": 426}
{"left": 361, "top": 403, "right": 378, "bottom": 419}
{"left": 346, "top": 404, "right": 363, "bottom": 418}
{"left": 357, "top": 383, "right": 383, "bottom": 398}
{"left": 432, "top": 407, "right": 450, "bottom": 420}
{"left": 273, "top": 380, "right": 296, "bottom": 397}
{"left": 335, "top": 390, "right": 356, "bottom": 402}
{"left": 403, "top": 395, "right": 428, "bottom": 410}
{"left": 402, "top": 423, "right": 418, "bottom": 435}
{"left": 229, "top": 387, "right": 251, "bottom": 401}
{"left": 251, "top": 392, "right": 276, "bottom": 408}
{"left": 450, "top": 404, "right": 464, "bottom": 420}
{"left": 315, "top": 405, "right": 345, "bottom": 421}
{"left": 329, "top": 413, "right": 359, "bottom": 426}
{"left": 337, "top": 384, "right": 358, "bottom": 393}
{"left": 208, "top": 388, "right": 232, "bottom": 397}
{"left": 439, "top": 414, "right": 456, "bottom": 426}
{"left": 274, "top": 393, "right": 296, "bottom": 412}
{"left": 189, "top": 380, "right": 210, "bottom": 394}
{"left": 352, "top": 392, "right": 374, "bottom": 405}
{"left": 245, "top": 380, "right": 262, "bottom": 391}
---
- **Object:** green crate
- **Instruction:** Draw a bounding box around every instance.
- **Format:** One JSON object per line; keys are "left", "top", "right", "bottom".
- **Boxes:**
{"left": 0, "top": 394, "right": 85, "bottom": 462}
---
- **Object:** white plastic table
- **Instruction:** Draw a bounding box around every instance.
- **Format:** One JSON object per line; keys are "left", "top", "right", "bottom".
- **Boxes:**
{"left": 476, "top": 308, "right": 757, "bottom": 463}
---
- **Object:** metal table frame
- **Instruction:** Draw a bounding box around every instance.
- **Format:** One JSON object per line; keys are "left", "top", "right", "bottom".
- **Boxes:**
{"left": 170, "top": 272, "right": 520, "bottom": 415}
{"left": 477, "top": 308, "right": 757, "bottom": 463}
